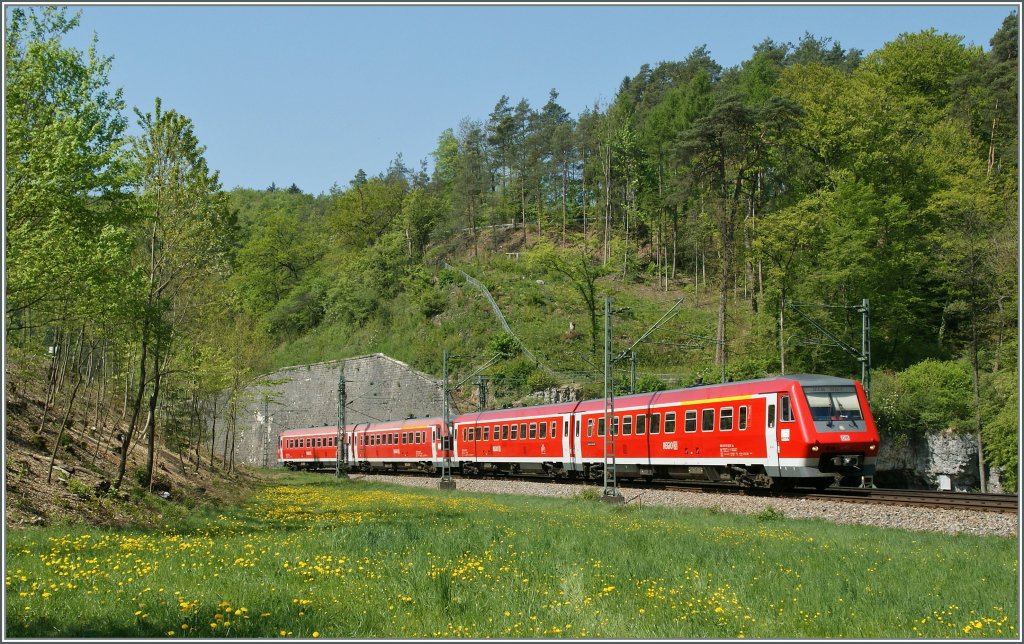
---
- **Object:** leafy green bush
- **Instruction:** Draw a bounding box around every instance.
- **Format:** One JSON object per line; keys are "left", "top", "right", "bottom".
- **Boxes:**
{"left": 872, "top": 359, "right": 973, "bottom": 437}
{"left": 755, "top": 505, "right": 784, "bottom": 522}
{"left": 67, "top": 477, "right": 93, "bottom": 500}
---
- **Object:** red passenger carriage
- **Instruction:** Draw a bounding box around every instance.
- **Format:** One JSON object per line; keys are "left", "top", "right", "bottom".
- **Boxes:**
{"left": 277, "top": 374, "right": 879, "bottom": 490}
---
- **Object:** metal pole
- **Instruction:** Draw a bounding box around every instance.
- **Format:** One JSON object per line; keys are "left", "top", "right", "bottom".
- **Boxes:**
{"left": 440, "top": 349, "right": 455, "bottom": 488}
{"left": 629, "top": 351, "right": 636, "bottom": 394}
{"left": 779, "top": 296, "right": 785, "bottom": 375}
{"left": 861, "top": 298, "right": 871, "bottom": 400}
{"left": 602, "top": 297, "right": 622, "bottom": 502}
{"left": 263, "top": 397, "right": 270, "bottom": 468}
{"left": 336, "top": 364, "right": 347, "bottom": 478}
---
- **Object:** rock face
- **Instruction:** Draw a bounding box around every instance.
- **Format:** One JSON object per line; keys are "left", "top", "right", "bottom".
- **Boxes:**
{"left": 213, "top": 353, "right": 448, "bottom": 468}
{"left": 875, "top": 429, "right": 1002, "bottom": 492}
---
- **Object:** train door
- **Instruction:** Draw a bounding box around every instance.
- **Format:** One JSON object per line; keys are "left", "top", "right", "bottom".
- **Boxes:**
{"left": 560, "top": 413, "right": 575, "bottom": 472}
{"left": 755, "top": 393, "right": 781, "bottom": 477}
{"left": 431, "top": 423, "right": 440, "bottom": 466}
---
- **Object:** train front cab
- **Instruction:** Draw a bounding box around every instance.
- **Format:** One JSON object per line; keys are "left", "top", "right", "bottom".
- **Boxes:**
{"left": 774, "top": 376, "right": 880, "bottom": 489}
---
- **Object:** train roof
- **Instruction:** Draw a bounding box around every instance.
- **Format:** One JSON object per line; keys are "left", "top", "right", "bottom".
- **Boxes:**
{"left": 453, "top": 373, "right": 859, "bottom": 422}
{"left": 280, "top": 416, "right": 443, "bottom": 436}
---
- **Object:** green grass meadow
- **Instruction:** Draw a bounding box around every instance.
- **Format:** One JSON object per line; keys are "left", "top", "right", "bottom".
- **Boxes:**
{"left": 4, "top": 471, "right": 1018, "bottom": 639}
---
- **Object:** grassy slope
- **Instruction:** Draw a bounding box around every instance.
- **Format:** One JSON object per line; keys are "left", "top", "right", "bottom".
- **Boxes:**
{"left": 264, "top": 243, "right": 744, "bottom": 408}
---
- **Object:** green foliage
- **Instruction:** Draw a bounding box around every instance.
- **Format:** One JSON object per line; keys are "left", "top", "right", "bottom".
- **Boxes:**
{"left": 487, "top": 333, "right": 521, "bottom": 360}
{"left": 67, "top": 477, "right": 93, "bottom": 500}
{"left": 526, "top": 367, "right": 559, "bottom": 392}
{"left": 634, "top": 375, "right": 666, "bottom": 393}
{"left": 755, "top": 505, "right": 785, "bottom": 522}
{"left": 4, "top": 6, "right": 135, "bottom": 334}
{"left": 980, "top": 360, "right": 1019, "bottom": 491}
{"left": 872, "top": 360, "right": 974, "bottom": 438}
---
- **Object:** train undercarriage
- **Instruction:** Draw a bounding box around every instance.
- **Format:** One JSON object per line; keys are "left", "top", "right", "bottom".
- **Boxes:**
{"left": 328, "top": 454, "right": 871, "bottom": 493}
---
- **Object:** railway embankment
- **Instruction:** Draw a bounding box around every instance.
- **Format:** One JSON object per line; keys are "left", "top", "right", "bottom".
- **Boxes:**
{"left": 355, "top": 474, "right": 1019, "bottom": 538}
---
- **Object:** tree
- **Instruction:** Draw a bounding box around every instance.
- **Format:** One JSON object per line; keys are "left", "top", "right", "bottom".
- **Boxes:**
{"left": 453, "top": 119, "right": 490, "bottom": 256}
{"left": 115, "top": 98, "right": 231, "bottom": 489}
{"left": 4, "top": 6, "right": 133, "bottom": 338}
{"left": 530, "top": 241, "right": 609, "bottom": 363}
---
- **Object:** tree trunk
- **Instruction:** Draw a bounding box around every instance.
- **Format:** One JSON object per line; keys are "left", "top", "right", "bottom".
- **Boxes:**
{"left": 144, "top": 339, "right": 163, "bottom": 489}
{"left": 47, "top": 327, "right": 86, "bottom": 484}
{"left": 115, "top": 317, "right": 149, "bottom": 489}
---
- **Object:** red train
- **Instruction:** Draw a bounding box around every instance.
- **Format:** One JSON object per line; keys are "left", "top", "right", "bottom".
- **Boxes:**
{"left": 277, "top": 374, "right": 879, "bottom": 490}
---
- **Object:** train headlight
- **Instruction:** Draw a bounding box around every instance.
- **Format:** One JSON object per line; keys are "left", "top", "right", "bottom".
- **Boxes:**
{"left": 868, "top": 444, "right": 877, "bottom": 451}
{"left": 810, "top": 445, "right": 819, "bottom": 452}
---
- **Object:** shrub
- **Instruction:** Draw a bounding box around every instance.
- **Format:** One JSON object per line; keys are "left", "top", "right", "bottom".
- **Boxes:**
{"left": 755, "top": 506, "right": 784, "bottom": 522}
{"left": 67, "top": 477, "right": 93, "bottom": 500}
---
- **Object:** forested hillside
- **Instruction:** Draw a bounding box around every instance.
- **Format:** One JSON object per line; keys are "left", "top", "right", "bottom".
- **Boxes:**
{"left": 5, "top": 7, "right": 1019, "bottom": 492}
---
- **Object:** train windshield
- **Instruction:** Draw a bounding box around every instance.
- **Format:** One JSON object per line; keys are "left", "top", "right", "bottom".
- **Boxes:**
{"left": 803, "top": 386, "right": 864, "bottom": 427}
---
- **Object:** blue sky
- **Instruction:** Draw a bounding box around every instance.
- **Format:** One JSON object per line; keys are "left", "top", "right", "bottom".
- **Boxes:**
{"left": 34, "top": 2, "right": 1020, "bottom": 195}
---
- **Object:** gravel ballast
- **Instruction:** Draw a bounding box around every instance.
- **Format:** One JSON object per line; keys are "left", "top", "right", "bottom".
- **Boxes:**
{"left": 354, "top": 474, "right": 1019, "bottom": 538}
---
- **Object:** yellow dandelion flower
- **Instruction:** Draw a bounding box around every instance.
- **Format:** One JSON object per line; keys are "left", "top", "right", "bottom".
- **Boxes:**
{"left": 313, "top": 632, "right": 320, "bottom": 638}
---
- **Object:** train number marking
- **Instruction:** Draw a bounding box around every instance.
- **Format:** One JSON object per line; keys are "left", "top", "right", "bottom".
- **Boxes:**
{"left": 840, "top": 434, "right": 851, "bottom": 442}
{"left": 662, "top": 441, "right": 678, "bottom": 450}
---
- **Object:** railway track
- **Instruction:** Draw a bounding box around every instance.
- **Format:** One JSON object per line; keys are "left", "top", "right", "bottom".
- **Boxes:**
{"left": 788, "top": 486, "right": 1019, "bottom": 514}
{"left": 343, "top": 469, "right": 1018, "bottom": 515}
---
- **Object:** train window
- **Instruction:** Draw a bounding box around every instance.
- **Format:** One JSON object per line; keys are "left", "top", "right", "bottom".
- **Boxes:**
{"left": 597, "top": 418, "right": 605, "bottom": 436}
{"left": 462, "top": 428, "right": 468, "bottom": 442}
{"left": 400, "top": 433, "right": 406, "bottom": 445}
{"left": 328, "top": 437, "right": 334, "bottom": 447}
{"left": 539, "top": 422, "right": 547, "bottom": 439}
{"left": 587, "top": 419, "right": 594, "bottom": 437}
{"left": 665, "top": 412, "right": 676, "bottom": 434}
{"left": 485, "top": 426, "right": 492, "bottom": 441}
{"left": 739, "top": 406, "right": 748, "bottom": 431}
{"left": 702, "top": 409, "right": 715, "bottom": 432}
{"left": 611, "top": 416, "right": 619, "bottom": 436}
{"left": 563, "top": 420, "right": 569, "bottom": 438}
{"left": 316, "top": 438, "right": 323, "bottom": 447}
{"left": 622, "top": 415, "right": 632, "bottom": 435}
{"left": 636, "top": 414, "right": 646, "bottom": 435}
{"left": 529, "top": 423, "right": 537, "bottom": 439}
{"left": 650, "top": 413, "right": 661, "bottom": 434}
{"left": 781, "top": 395, "right": 794, "bottom": 422}
{"left": 721, "top": 407, "right": 734, "bottom": 431}
{"left": 575, "top": 419, "right": 581, "bottom": 437}
{"left": 684, "top": 410, "right": 697, "bottom": 433}
{"left": 502, "top": 424, "right": 509, "bottom": 440}
{"left": 768, "top": 404, "right": 776, "bottom": 428}
{"left": 508, "top": 424, "right": 516, "bottom": 440}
